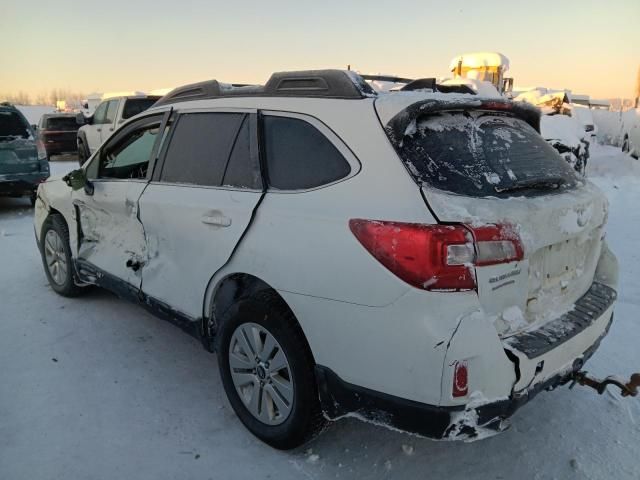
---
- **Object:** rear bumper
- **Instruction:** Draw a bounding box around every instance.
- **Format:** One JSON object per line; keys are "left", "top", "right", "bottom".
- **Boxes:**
{"left": 43, "top": 139, "right": 77, "bottom": 155}
{"left": 0, "top": 173, "right": 48, "bottom": 195}
{"left": 316, "top": 312, "right": 612, "bottom": 440}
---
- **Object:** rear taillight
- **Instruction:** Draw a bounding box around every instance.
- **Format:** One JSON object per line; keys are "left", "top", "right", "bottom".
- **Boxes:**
{"left": 349, "top": 219, "right": 523, "bottom": 292}
{"left": 36, "top": 138, "right": 47, "bottom": 160}
{"left": 452, "top": 361, "right": 469, "bottom": 398}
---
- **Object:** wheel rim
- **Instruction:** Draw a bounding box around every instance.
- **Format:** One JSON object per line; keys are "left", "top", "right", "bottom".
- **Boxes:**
{"left": 228, "top": 322, "right": 294, "bottom": 426}
{"left": 44, "top": 229, "right": 68, "bottom": 286}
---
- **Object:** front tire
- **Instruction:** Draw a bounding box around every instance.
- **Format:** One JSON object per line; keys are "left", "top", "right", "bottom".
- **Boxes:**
{"left": 77, "top": 140, "right": 87, "bottom": 166}
{"left": 40, "top": 215, "right": 83, "bottom": 297}
{"left": 217, "top": 291, "right": 325, "bottom": 449}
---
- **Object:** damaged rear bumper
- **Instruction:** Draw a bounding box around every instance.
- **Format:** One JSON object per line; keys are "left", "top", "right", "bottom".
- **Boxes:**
{"left": 315, "top": 311, "right": 613, "bottom": 441}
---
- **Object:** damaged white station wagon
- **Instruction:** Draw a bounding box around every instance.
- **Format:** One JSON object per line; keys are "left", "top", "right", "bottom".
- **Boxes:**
{"left": 34, "top": 70, "right": 633, "bottom": 450}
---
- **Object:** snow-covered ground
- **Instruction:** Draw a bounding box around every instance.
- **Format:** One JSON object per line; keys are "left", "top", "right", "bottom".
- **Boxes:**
{"left": 1, "top": 147, "right": 638, "bottom": 479}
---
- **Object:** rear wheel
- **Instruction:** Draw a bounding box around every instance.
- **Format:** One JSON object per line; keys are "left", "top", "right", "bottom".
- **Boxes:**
{"left": 40, "top": 215, "right": 83, "bottom": 297}
{"left": 217, "top": 291, "right": 325, "bottom": 449}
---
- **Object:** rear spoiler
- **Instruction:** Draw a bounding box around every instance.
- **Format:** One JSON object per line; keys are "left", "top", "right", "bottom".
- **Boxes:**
{"left": 384, "top": 98, "right": 542, "bottom": 148}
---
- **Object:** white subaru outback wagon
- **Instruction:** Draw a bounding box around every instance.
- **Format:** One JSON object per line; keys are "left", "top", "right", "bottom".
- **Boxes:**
{"left": 34, "top": 70, "right": 619, "bottom": 449}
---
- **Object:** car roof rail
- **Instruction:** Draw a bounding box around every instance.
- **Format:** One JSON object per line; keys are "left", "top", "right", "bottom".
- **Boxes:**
{"left": 153, "top": 69, "right": 376, "bottom": 107}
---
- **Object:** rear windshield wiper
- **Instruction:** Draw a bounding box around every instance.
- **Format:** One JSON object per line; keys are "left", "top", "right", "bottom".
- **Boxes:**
{"left": 495, "top": 177, "right": 567, "bottom": 194}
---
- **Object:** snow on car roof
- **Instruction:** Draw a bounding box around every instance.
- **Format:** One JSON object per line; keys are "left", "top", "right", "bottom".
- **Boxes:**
{"left": 449, "top": 52, "right": 510, "bottom": 71}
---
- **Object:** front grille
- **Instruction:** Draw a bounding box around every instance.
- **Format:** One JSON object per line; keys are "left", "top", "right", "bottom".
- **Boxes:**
{"left": 506, "top": 282, "right": 616, "bottom": 359}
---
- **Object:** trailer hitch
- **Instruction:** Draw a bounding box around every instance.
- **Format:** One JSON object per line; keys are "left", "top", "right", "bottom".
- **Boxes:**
{"left": 569, "top": 371, "right": 640, "bottom": 397}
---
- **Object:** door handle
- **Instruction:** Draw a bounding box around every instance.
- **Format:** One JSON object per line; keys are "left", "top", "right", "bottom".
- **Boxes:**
{"left": 96, "top": 128, "right": 102, "bottom": 132}
{"left": 201, "top": 214, "right": 232, "bottom": 227}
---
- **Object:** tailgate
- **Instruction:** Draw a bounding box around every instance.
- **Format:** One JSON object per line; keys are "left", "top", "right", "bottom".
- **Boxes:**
{"left": 425, "top": 184, "right": 607, "bottom": 335}
{"left": 0, "top": 139, "right": 39, "bottom": 174}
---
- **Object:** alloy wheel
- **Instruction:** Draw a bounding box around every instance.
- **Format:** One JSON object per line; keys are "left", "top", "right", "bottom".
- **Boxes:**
{"left": 44, "top": 229, "right": 67, "bottom": 285}
{"left": 228, "top": 322, "right": 294, "bottom": 425}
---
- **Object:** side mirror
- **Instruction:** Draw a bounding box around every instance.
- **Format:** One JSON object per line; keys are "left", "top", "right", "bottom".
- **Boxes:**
{"left": 75, "top": 112, "right": 86, "bottom": 125}
{"left": 62, "top": 168, "right": 94, "bottom": 195}
{"left": 31, "top": 124, "right": 38, "bottom": 130}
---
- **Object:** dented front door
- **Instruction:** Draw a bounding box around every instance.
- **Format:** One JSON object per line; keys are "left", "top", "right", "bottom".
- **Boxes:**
{"left": 72, "top": 179, "right": 148, "bottom": 288}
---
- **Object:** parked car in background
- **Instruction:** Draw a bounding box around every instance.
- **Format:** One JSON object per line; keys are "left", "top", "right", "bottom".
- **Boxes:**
{"left": 38, "top": 113, "right": 82, "bottom": 159}
{"left": 0, "top": 102, "right": 49, "bottom": 205}
{"left": 621, "top": 107, "right": 640, "bottom": 159}
{"left": 34, "top": 70, "right": 618, "bottom": 449}
{"left": 514, "top": 88, "right": 590, "bottom": 174}
{"left": 540, "top": 114, "right": 590, "bottom": 175}
{"left": 76, "top": 95, "right": 160, "bottom": 165}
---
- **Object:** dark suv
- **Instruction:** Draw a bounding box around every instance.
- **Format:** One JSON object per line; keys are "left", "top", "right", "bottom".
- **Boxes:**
{"left": 0, "top": 103, "right": 50, "bottom": 205}
{"left": 38, "top": 113, "right": 81, "bottom": 158}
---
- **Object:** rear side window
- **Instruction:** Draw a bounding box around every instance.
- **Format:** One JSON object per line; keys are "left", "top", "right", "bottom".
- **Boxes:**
{"left": 160, "top": 113, "right": 245, "bottom": 186}
{"left": 393, "top": 111, "right": 579, "bottom": 197}
{"left": 122, "top": 98, "right": 158, "bottom": 120}
{"left": 222, "top": 116, "right": 262, "bottom": 189}
{"left": 0, "top": 110, "right": 30, "bottom": 138}
{"left": 263, "top": 116, "right": 351, "bottom": 190}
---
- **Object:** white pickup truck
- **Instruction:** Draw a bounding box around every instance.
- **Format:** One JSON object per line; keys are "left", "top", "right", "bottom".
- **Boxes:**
{"left": 77, "top": 95, "right": 159, "bottom": 165}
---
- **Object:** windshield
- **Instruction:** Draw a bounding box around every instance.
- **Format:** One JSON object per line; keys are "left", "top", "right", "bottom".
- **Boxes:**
{"left": 45, "top": 116, "right": 79, "bottom": 131}
{"left": 0, "top": 110, "right": 30, "bottom": 140}
{"left": 393, "top": 111, "right": 579, "bottom": 197}
{"left": 122, "top": 98, "right": 158, "bottom": 120}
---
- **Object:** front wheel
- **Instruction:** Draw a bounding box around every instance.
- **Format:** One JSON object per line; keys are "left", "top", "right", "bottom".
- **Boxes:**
{"left": 217, "top": 291, "right": 325, "bottom": 449}
{"left": 40, "top": 215, "right": 83, "bottom": 297}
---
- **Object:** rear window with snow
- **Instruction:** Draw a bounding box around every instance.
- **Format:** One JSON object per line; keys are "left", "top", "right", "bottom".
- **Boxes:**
{"left": 394, "top": 111, "right": 579, "bottom": 197}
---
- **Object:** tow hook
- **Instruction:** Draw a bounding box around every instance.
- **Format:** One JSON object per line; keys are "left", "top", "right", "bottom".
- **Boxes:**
{"left": 569, "top": 371, "right": 640, "bottom": 397}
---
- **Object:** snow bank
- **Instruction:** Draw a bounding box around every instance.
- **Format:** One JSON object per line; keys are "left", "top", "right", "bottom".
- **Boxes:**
{"left": 592, "top": 109, "right": 623, "bottom": 145}
{"left": 587, "top": 143, "right": 640, "bottom": 179}
{"left": 540, "top": 115, "right": 584, "bottom": 147}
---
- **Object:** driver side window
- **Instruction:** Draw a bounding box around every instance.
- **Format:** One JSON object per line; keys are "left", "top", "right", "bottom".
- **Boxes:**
{"left": 98, "top": 119, "right": 164, "bottom": 180}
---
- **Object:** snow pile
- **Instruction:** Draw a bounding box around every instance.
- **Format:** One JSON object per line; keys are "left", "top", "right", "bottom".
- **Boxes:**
{"left": 571, "top": 105, "right": 595, "bottom": 129}
{"left": 540, "top": 115, "right": 584, "bottom": 147}
{"left": 592, "top": 109, "right": 623, "bottom": 145}
{"left": 587, "top": 143, "right": 640, "bottom": 180}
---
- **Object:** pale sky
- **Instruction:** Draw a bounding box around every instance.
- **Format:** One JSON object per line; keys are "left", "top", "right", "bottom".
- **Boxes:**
{"left": 1, "top": 0, "right": 638, "bottom": 99}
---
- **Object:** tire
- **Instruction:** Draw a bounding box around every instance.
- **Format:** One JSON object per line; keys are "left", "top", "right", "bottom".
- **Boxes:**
{"left": 622, "top": 136, "right": 630, "bottom": 154}
{"left": 217, "top": 291, "right": 325, "bottom": 449}
{"left": 40, "top": 215, "right": 83, "bottom": 297}
{"left": 77, "top": 140, "right": 87, "bottom": 166}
